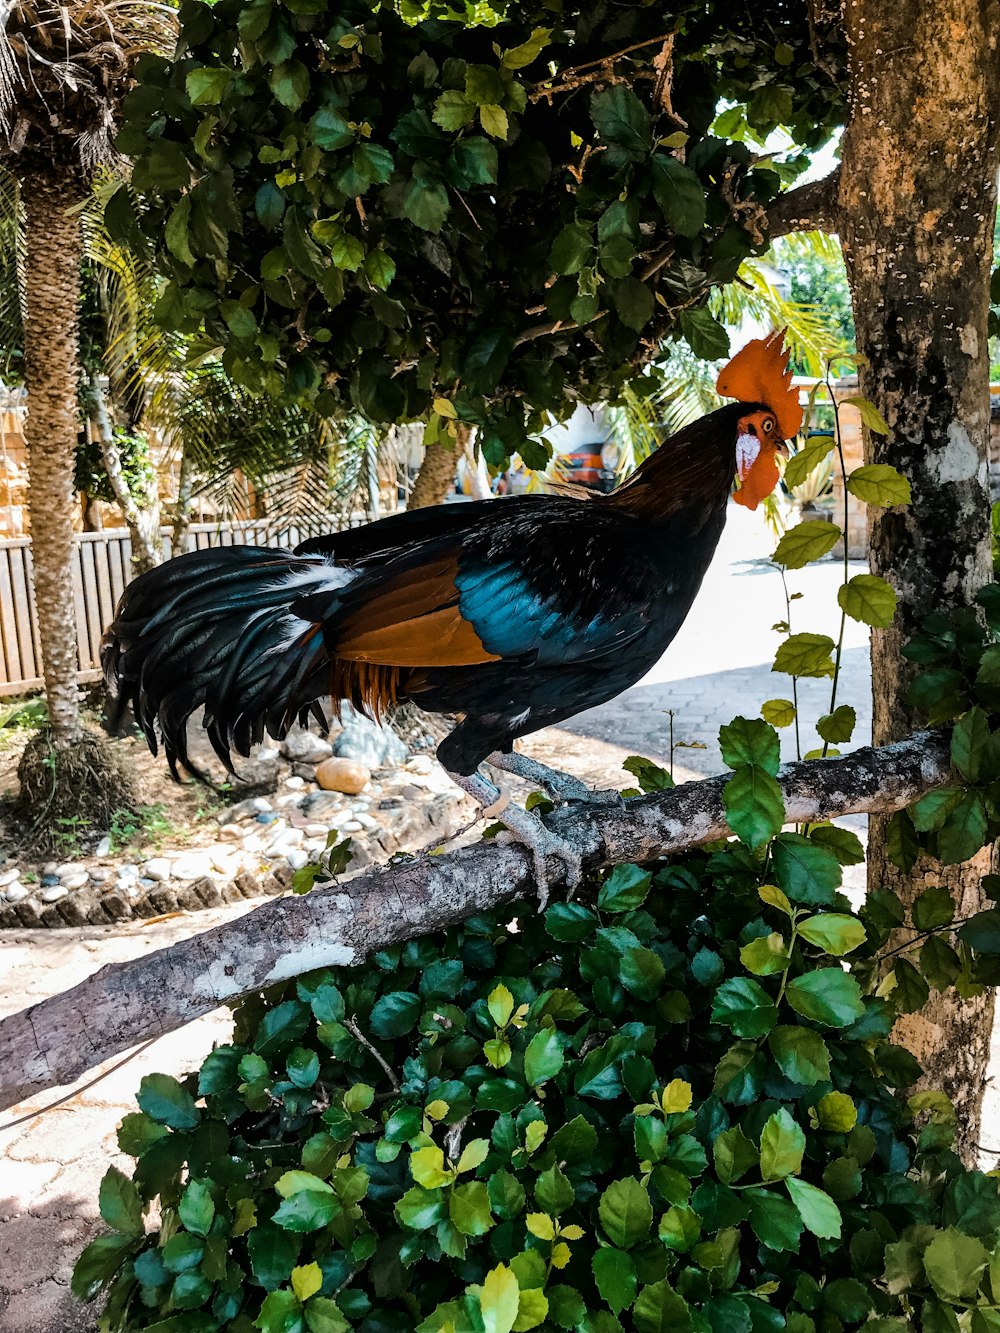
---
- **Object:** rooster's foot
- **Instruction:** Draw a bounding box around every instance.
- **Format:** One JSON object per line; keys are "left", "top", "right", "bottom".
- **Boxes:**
{"left": 486, "top": 750, "right": 622, "bottom": 808}
{"left": 448, "top": 768, "right": 584, "bottom": 908}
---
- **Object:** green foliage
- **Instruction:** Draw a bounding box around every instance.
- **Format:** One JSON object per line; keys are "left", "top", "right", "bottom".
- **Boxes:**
{"left": 111, "top": 1, "right": 846, "bottom": 466}
{"left": 77, "top": 807, "right": 1000, "bottom": 1332}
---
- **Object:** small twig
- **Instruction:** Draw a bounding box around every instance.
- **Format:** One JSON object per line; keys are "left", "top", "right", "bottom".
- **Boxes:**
{"left": 343, "top": 1017, "right": 400, "bottom": 1093}
{"left": 445, "top": 1116, "right": 468, "bottom": 1160}
{"left": 0, "top": 1037, "right": 161, "bottom": 1134}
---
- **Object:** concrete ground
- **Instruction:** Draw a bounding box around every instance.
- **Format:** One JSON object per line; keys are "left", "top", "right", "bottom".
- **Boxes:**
{"left": 1, "top": 504, "right": 997, "bottom": 1331}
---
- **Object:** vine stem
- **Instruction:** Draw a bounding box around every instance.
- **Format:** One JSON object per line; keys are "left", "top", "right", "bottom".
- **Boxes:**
{"left": 821, "top": 367, "right": 851, "bottom": 759}
{"left": 779, "top": 567, "right": 803, "bottom": 763}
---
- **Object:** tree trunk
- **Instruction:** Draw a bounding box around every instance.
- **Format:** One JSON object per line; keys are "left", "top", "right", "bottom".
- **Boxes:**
{"left": 408, "top": 430, "right": 462, "bottom": 509}
{"left": 171, "top": 443, "right": 195, "bottom": 556}
{"left": 21, "top": 170, "right": 86, "bottom": 746}
{"left": 89, "top": 375, "right": 162, "bottom": 574}
{"left": 81, "top": 492, "right": 103, "bottom": 531}
{"left": 838, "top": 0, "right": 1000, "bottom": 1160}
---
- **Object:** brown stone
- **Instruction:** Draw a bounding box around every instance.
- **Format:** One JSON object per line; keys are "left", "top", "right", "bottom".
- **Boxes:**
{"left": 315, "top": 756, "right": 371, "bottom": 794}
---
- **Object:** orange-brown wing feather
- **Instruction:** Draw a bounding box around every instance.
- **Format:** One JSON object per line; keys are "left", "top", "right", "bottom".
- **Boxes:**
{"left": 333, "top": 555, "right": 501, "bottom": 667}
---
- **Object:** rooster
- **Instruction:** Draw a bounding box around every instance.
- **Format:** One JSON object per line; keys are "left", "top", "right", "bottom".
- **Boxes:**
{"left": 102, "top": 332, "right": 801, "bottom": 900}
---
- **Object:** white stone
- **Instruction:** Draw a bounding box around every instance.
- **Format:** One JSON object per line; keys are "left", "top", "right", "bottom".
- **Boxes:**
{"left": 142, "top": 857, "right": 172, "bottom": 882}
{"left": 253, "top": 747, "right": 280, "bottom": 763}
{"left": 219, "top": 823, "right": 243, "bottom": 842}
{"left": 41, "top": 885, "right": 68, "bottom": 903}
{"left": 90, "top": 867, "right": 112, "bottom": 885}
{"left": 42, "top": 861, "right": 57, "bottom": 876}
{"left": 55, "top": 862, "right": 82, "bottom": 880}
{"left": 284, "top": 775, "right": 306, "bottom": 791}
{"left": 251, "top": 797, "right": 273, "bottom": 812}
{"left": 304, "top": 823, "right": 329, "bottom": 838}
{"left": 342, "top": 820, "right": 363, "bottom": 833}
{"left": 4, "top": 881, "right": 28, "bottom": 903}
{"left": 275, "top": 793, "right": 305, "bottom": 809}
{"left": 94, "top": 835, "right": 112, "bottom": 857}
{"left": 60, "top": 872, "right": 89, "bottom": 891}
{"left": 172, "top": 852, "right": 214, "bottom": 881}
{"left": 286, "top": 849, "right": 309, "bottom": 871}
{"left": 210, "top": 848, "right": 238, "bottom": 874}
{"left": 0, "top": 867, "right": 19, "bottom": 887}
{"left": 242, "top": 834, "right": 266, "bottom": 853}
{"left": 281, "top": 731, "right": 333, "bottom": 763}
{"left": 406, "top": 755, "right": 435, "bottom": 774}
{"left": 117, "top": 863, "right": 140, "bottom": 880}
{"left": 355, "top": 813, "right": 379, "bottom": 831}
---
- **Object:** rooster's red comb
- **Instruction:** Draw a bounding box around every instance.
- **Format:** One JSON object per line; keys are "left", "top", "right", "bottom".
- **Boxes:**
{"left": 716, "top": 329, "right": 803, "bottom": 440}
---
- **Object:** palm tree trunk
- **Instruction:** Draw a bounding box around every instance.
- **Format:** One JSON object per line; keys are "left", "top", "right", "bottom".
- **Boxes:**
{"left": 88, "top": 374, "right": 162, "bottom": 574}
{"left": 22, "top": 170, "right": 85, "bottom": 745}
{"left": 408, "top": 427, "right": 464, "bottom": 510}
{"left": 171, "top": 443, "right": 195, "bottom": 555}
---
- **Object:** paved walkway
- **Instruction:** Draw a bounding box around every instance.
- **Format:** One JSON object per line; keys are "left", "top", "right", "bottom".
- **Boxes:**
{"left": 0, "top": 506, "right": 993, "bottom": 1332}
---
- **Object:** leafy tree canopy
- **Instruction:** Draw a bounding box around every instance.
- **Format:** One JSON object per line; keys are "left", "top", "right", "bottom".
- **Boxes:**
{"left": 113, "top": 0, "right": 846, "bottom": 468}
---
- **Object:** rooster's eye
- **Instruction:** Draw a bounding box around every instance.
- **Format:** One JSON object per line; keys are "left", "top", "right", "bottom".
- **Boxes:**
{"left": 762, "top": 418, "right": 774, "bottom": 434}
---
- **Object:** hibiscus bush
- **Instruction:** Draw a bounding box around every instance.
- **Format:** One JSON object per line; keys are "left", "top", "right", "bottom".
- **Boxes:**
{"left": 73, "top": 749, "right": 1000, "bottom": 1332}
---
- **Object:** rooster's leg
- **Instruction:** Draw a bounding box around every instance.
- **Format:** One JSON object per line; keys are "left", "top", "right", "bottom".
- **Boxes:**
{"left": 447, "top": 769, "right": 583, "bottom": 908}
{"left": 486, "top": 750, "right": 621, "bottom": 807}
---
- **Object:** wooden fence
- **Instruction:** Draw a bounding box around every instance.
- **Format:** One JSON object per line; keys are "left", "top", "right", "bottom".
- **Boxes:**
{"left": 0, "top": 517, "right": 359, "bottom": 698}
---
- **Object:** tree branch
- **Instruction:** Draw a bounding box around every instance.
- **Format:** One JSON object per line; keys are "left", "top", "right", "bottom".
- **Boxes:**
{"left": 0, "top": 728, "right": 950, "bottom": 1112}
{"left": 765, "top": 166, "right": 842, "bottom": 239}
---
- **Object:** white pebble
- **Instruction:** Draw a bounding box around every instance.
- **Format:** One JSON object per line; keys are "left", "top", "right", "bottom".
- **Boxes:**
{"left": 171, "top": 852, "right": 213, "bottom": 881}
{"left": 251, "top": 797, "right": 273, "bottom": 812}
{"left": 219, "top": 824, "right": 243, "bottom": 842}
{"left": 117, "top": 863, "right": 139, "bottom": 881}
{"left": 0, "top": 867, "right": 20, "bottom": 887}
{"left": 286, "top": 849, "right": 309, "bottom": 871}
{"left": 142, "top": 857, "right": 172, "bottom": 882}
{"left": 284, "top": 775, "right": 306, "bottom": 791}
{"left": 406, "top": 756, "right": 434, "bottom": 774}
{"left": 342, "top": 820, "right": 363, "bottom": 833}
{"left": 55, "top": 863, "right": 81, "bottom": 881}
{"left": 4, "top": 881, "right": 28, "bottom": 903}
{"left": 275, "top": 793, "right": 305, "bottom": 809}
{"left": 304, "top": 823, "right": 328, "bottom": 838}
{"left": 355, "top": 813, "right": 379, "bottom": 831}
{"left": 95, "top": 835, "right": 112, "bottom": 857}
{"left": 253, "top": 747, "right": 279, "bottom": 763}
{"left": 60, "top": 872, "right": 89, "bottom": 891}
{"left": 41, "top": 885, "right": 68, "bottom": 903}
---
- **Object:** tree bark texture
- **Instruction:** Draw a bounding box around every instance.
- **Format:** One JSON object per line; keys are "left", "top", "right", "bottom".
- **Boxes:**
{"left": 21, "top": 170, "right": 87, "bottom": 745}
{"left": 408, "top": 428, "right": 463, "bottom": 509}
{"left": 0, "top": 729, "right": 952, "bottom": 1112}
{"left": 838, "top": 0, "right": 1000, "bottom": 1159}
{"left": 89, "top": 376, "right": 162, "bottom": 575}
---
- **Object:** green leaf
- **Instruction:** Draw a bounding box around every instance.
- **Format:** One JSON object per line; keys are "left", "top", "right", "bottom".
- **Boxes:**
{"left": 598, "top": 1177, "right": 653, "bottom": 1249}
{"left": 524, "top": 1028, "right": 564, "bottom": 1086}
{"left": 785, "top": 1179, "right": 842, "bottom": 1239}
{"left": 272, "top": 1191, "right": 339, "bottom": 1232}
{"left": 371, "top": 991, "right": 421, "bottom": 1038}
{"left": 488, "top": 984, "right": 514, "bottom": 1026}
{"left": 592, "top": 1248, "right": 637, "bottom": 1313}
{"left": 165, "top": 196, "right": 196, "bottom": 267}
{"left": 919, "top": 934, "right": 962, "bottom": 992}
{"left": 745, "top": 1189, "right": 804, "bottom": 1252}
{"left": 772, "top": 632, "right": 836, "bottom": 678}
{"left": 591, "top": 85, "right": 651, "bottom": 166}
{"left": 910, "top": 787, "right": 963, "bottom": 833}
{"left": 549, "top": 222, "right": 592, "bottom": 275}
{"left": 739, "top": 933, "right": 790, "bottom": 976}
{"left": 502, "top": 27, "right": 552, "bottom": 70}
{"left": 719, "top": 716, "right": 780, "bottom": 776}
{"left": 952, "top": 706, "right": 991, "bottom": 781}
{"left": 598, "top": 863, "right": 651, "bottom": 913}
{"left": 450, "top": 1181, "right": 494, "bottom": 1236}
{"left": 545, "top": 903, "right": 598, "bottom": 942}
{"left": 396, "top": 1185, "right": 447, "bottom": 1231}
{"left": 622, "top": 755, "right": 674, "bottom": 791}
{"left": 611, "top": 277, "right": 655, "bottom": 331}
{"left": 186, "top": 67, "right": 230, "bottom": 106}
{"left": 786, "top": 970, "right": 865, "bottom": 1027}
{"left": 258, "top": 1289, "right": 304, "bottom": 1333}
{"left": 816, "top": 705, "right": 857, "bottom": 743}
{"left": 846, "top": 463, "right": 911, "bottom": 506}
{"left": 411, "top": 1146, "right": 452, "bottom": 1189}
{"left": 99, "top": 1167, "right": 144, "bottom": 1238}
{"left": 713, "top": 1125, "right": 758, "bottom": 1185}
{"left": 711, "top": 976, "right": 778, "bottom": 1038}
{"left": 761, "top": 698, "right": 796, "bottom": 728}
{"left": 679, "top": 307, "right": 730, "bottom": 360}
{"left": 923, "top": 1229, "right": 990, "bottom": 1301}
{"left": 958, "top": 908, "right": 1000, "bottom": 954}
{"left": 838, "top": 574, "right": 898, "bottom": 627}
{"left": 771, "top": 834, "right": 842, "bottom": 906}
{"left": 304, "top": 1296, "right": 349, "bottom": 1333}
{"left": 433, "top": 90, "right": 476, "bottom": 131}
{"left": 784, "top": 436, "right": 834, "bottom": 489}
{"left": 773, "top": 520, "right": 841, "bottom": 570}
{"left": 809, "top": 824, "right": 865, "bottom": 866}
{"left": 489, "top": 1169, "right": 526, "bottom": 1220}
{"left": 815, "top": 1091, "right": 858, "bottom": 1132}
{"left": 650, "top": 155, "right": 706, "bottom": 238}
{"left": 480, "top": 1264, "right": 520, "bottom": 1333}
{"left": 658, "top": 1204, "right": 701, "bottom": 1252}
{"left": 937, "top": 793, "right": 989, "bottom": 864}
{"left": 450, "top": 136, "right": 498, "bottom": 186}
{"left": 620, "top": 946, "right": 666, "bottom": 1001}
{"left": 633, "top": 1279, "right": 692, "bottom": 1333}
{"left": 842, "top": 396, "right": 891, "bottom": 435}
{"left": 178, "top": 1179, "right": 215, "bottom": 1237}
{"left": 71, "top": 1234, "right": 134, "bottom": 1302}
{"left": 723, "top": 765, "right": 785, "bottom": 849}
{"left": 400, "top": 177, "right": 449, "bottom": 232}
{"left": 768, "top": 1026, "right": 832, "bottom": 1085}
{"left": 480, "top": 105, "right": 509, "bottom": 140}
{"left": 797, "top": 913, "right": 867, "bottom": 955}
{"left": 137, "top": 1074, "right": 200, "bottom": 1130}
{"left": 760, "top": 1108, "right": 806, "bottom": 1181}
{"left": 270, "top": 59, "right": 310, "bottom": 111}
